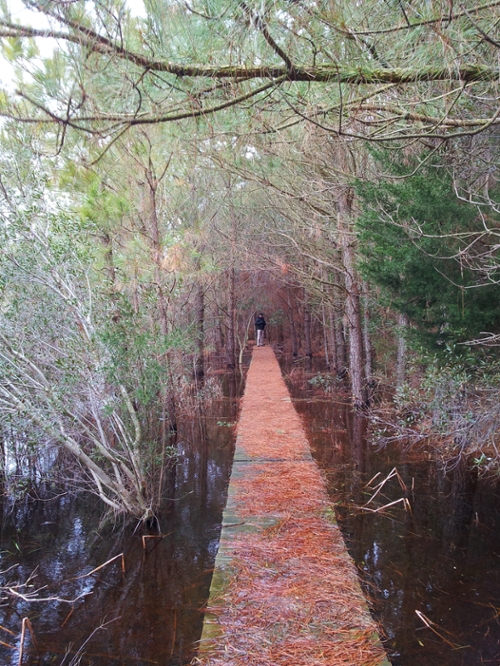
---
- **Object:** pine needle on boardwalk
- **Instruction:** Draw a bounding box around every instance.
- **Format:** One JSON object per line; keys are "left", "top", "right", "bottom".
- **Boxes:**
{"left": 195, "top": 347, "right": 388, "bottom": 666}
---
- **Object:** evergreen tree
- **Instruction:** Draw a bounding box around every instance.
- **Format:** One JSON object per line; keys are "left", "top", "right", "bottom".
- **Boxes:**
{"left": 356, "top": 155, "right": 500, "bottom": 353}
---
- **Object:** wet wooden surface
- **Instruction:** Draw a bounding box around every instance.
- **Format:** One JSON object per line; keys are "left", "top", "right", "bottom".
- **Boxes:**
{"left": 194, "top": 346, "right": 390, "bottom": 666}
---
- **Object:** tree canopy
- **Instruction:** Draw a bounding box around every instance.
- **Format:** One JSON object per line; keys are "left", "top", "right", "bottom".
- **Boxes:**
{"left": 1, "top": 0, "right": 500, "bottom": 149}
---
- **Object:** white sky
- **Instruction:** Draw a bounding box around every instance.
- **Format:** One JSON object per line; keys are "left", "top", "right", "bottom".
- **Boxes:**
{"left": 6, "top": 0, "right": 146, "bottom": 23}
{"left": 1, "top": 0, "right": 146, "bottom": 89}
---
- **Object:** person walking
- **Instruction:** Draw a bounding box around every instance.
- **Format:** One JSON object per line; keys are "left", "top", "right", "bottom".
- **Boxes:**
{"left": 255, "top": 312, "right": 266, "bottom": 347}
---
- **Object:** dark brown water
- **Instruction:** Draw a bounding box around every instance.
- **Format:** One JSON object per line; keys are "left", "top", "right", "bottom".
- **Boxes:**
{"left": 283, "top": 363, "right": 500, "bottom": 666}
{"left": 4, "top": 358, "right": 500, "bottom": 665}
{"left": 0, "top": 371, "right": 243, "bottom": 666}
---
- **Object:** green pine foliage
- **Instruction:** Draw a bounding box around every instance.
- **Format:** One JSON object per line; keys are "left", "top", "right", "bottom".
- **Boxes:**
{"left": 356, "top": 154, "right": 500, "bottom": 354}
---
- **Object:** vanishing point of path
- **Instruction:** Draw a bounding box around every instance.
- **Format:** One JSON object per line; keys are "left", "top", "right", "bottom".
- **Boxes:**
{"left": 194, "top": 346, "right": 390, "bottom": 666}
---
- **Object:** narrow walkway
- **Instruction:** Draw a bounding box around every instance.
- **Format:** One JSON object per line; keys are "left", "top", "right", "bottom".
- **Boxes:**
{"left": 195, "top": 346, "right": 390, "bottom": 666}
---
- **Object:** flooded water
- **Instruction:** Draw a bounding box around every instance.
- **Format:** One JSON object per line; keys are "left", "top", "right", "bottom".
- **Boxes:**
{"left": 0, "top": 371, "right": 243, "bottom": 666}
{"left": 283, "top": 363, "right": 500, "bottom": 666}
{"left": 5, "top": 356, "right": 500, "bottom": 666}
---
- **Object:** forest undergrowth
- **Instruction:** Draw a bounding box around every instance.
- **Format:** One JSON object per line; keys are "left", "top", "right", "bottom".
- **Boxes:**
{"left": 368, "top": 355, "right": 500, "bottom": 475}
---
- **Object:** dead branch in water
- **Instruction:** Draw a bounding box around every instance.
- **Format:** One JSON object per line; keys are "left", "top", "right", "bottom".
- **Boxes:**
{"left": 60, "top": 616, "right": 121, "bottom": 666}
{"left": 18, "top": 617, "right": 39, "bottom": 665}
{"left": 6, "top": 587, "right": 91, "bottom": 604}
{"left": 356, "top": 467, "right": 412, "bottom": 514}
{"left": 71, "top": 553, "right": 125, "bottom": 579}
{"left": 359, "top": 496, "right": 412, "bottom": 513}
{"left": 141, "top": 533, "right": 172, "bottom": 554}
{"left": 415, "top": 610, "right": 466, "bottom": 649}
{"left": 1, "top": 566, "right": 90, "bottom": 605}
{"left": 0, "top": 557, "right": 126, "bottom": 663}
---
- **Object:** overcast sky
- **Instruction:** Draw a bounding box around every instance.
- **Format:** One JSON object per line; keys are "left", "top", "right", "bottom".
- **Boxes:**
{"left": 1, "top": 0, "right": 147, "bottom": 90}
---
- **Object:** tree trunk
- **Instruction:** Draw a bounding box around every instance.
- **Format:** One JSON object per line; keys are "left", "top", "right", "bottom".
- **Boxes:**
{"left": 338, "top": 189, "right": 366, "bottom": 408}
{"left": 147, "top": 170, "right": 169, "bottom": 337}
{"left": 145, "top": 169, "right": 178, "bottom": 444}
{"left": 396, "top": 312, "right": 409, "bottom": 389}
{"left": 194, "top": 283, "right": 205, "bottom": 379}
{"left": 100, "top": 231, "right": 122, "bottom": 322}
{"left": 287, "top": 287, "right": 299, "bottom": 357}
{"left": 332, "top": 272, "right": 347, "bottom": 376}
{"left": 304, "top": 293, "right": 313, "bottom": 359}
{"left": 226, "top": 267, "right": 236, "bottom": 368}
{"left": 322, "top": 303, "right": 330, "bottom": 367}
{"left": 362, "top": 281, "right": 374, "bottom": 394}
{"left": 215, "top": 312, "right": 224, "bottom": 354}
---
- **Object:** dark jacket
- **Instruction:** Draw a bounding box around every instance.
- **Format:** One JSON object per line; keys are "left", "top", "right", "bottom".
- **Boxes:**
{"left": 255, "top": 316, "right": 266, "bottom": 330}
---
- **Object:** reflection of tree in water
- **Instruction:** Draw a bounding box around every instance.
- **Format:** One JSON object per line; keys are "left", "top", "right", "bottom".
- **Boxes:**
{"left": 0, "top": 378, "right": 240, "bottom": 666}
{"left": 283, "top": 367, "right": 500, "bottom": 666}
{"left": 439, "top": 458, "right": 478, "bottom": 553}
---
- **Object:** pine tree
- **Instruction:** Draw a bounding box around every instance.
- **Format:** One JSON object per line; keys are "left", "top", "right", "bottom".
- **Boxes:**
{"left": 356, "top": 154, "right": 500, "bottom": 353}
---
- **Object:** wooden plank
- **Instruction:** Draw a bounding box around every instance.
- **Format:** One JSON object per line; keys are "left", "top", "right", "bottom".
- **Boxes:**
{"left": 194, "top": 346, "right": 391, "bottom": 666}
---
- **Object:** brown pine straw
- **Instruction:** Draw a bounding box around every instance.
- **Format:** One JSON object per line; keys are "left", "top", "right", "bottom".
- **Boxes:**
{"left": 194, "top": 347, "right": 388, "bottom": 666}
{"left": 196, "top": 469, "right": 386, "bottom": 665}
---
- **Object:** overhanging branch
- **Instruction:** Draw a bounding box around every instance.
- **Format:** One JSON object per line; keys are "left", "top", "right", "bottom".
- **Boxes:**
{"left": 0, "top": 21, "right": 497, "bottom": 84}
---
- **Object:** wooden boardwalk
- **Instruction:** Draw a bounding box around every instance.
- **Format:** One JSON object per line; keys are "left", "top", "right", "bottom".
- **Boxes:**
{"left": 194, "top": 346, "right": 390, "bottom": 666}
